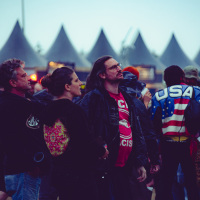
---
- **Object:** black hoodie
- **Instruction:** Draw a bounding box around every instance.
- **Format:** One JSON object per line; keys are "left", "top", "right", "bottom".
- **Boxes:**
{"left": 41, "top": 98, "right": 101, "bottom": 185}
{"left": 0, "top": 91, "right": 47, "bottom": 192}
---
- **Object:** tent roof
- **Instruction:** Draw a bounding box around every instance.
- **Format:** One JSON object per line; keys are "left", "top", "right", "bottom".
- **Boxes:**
{"left": 127, "top": 32, "right": 166, "bottom": 70}
{"left": 0, "top": 21, "right": 47, "bottom": 68}
{"left": 87, "top": 29, "right": 120, "bottom": 63}
{"left": 160, "top": 34, "right": 199, "bottom": 69}
{"left": 45, "top": 26, "right": 91, "bottom": 67}
{"left": 194, "top": 49, "right": 200, "bottom": 67}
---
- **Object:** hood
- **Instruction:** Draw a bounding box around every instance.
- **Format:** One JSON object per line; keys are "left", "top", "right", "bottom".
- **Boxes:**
{"left": 120, "top": 71, "right": 146, "bottom": 94}
{"left": 42, "top": 99, "right": 73, "bottom": 126}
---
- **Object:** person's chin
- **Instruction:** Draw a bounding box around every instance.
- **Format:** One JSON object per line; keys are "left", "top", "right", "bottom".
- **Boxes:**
{"left": 117, "top": 77, "right": 123, "bottom": 81}
{"left": 116, "top": 76, "right": 123, "bottom": 80}
{"left": 76, "top": 92, "right": 81, "bottom": 96}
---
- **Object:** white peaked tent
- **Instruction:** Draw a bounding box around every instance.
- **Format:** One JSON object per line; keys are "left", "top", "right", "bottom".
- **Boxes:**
{"left": 0, "top": 21, "right": 47, "bottom": 69}
{"left": 45, "top": 26, "right": 91, "bottom": 68}
{"left": 160, "top": 34, "right": 199, "bottom": 69}
{"left": 194, "top": 49, "right": 200, "bottom": 67}
{"left": 87, "top": 29, "right": 120, "bottom": 63}
{"left": 126, "top": 32, "right": 166, "bottom": 71}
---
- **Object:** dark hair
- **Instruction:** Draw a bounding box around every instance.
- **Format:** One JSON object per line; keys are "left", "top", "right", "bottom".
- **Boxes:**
{"left": 44, "top": 67, "right": 74, "bottom": 96}
{"left": 85, "top": 55, "right": 112, "bottom": 93}
{"left": 164, "top": 65, "right": 185, "bottom": 87}
{"left": 0, "top": 58, "right": 25, "bottom": 91}
{"left": 40, "top": 74, "right": 51, "bottom": 88}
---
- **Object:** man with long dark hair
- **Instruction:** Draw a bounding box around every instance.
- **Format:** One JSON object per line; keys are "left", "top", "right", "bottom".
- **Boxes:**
{"left": 79, "top": 56, "right": 148, "bottom": 200}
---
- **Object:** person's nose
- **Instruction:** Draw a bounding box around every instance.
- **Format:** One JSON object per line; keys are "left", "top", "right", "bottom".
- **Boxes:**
{"left": 117, "top": 65, "right": 122, "bottom": 71}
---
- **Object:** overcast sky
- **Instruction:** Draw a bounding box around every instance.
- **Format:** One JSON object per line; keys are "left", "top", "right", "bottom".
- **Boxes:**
{"left": 0, "top": 0, "right": 200, "bottom": 59}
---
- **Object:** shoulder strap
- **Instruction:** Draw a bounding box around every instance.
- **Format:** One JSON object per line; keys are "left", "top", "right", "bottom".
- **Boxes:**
{"left": 192, "top": 86, "right": 195, "bottom": 99}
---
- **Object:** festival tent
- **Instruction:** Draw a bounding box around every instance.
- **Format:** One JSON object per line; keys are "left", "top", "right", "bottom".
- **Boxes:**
{"left": 87, "top": 29, "right": 120, "bottom": 63}
{"left": 126, "top": 32, "right": 166, "bottom": 71}
{"left": 194, "top": 49, "right": 200, "bottom": 67}
{"left": 45, "top": 26, "right": 91, "bottom": 68}
{"left": 125, "top": 32, "right": 167, "bottom": 92}
{"left": 160, "top": 34, "right": 199, "bottom": 69}
{"left": 0, "top": 21, "right": 47, "bottom": 74}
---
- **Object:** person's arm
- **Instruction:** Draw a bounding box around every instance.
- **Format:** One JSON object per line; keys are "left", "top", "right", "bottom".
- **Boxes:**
{"left": 71, "top": 101, "right": 107, "bottom": 161}
{"left": 99, "top": 145, "right": 109, "bottom": 160}
{"left": 151, "top": 95, "right": 163, "bottom": 140}
{"left": 150, "top": 164, "right": 160, "bottom": 174}
{"left": 148, "top": 94, "right": 162, "bottom": 173}
{"left": 142, "top": 90, "right": 152, "bottom": 109}
{"left": 137, "top": 107, "right": 160, "bottom": 174}
{"left": 134, "top": 98, "right": 160, "bottom": 166}
{"left": 137, "top": 166, "right": 146, "bottom": 182}
{"left": 129, "top": 96, "right": 148, "bottom": 168}
{"left": 78, "top": 93, "right": 107, "bottom": 158}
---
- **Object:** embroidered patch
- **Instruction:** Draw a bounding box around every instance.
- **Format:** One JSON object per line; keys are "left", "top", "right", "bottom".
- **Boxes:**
{"left": 43, "top": 119, "right": 70, "bottom": 156}
{"left": 26, "top": 114, "right": 40, "bottom": 129}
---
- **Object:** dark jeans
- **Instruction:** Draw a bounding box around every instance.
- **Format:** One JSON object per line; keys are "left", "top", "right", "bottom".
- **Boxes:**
{"left": 156, "top": 140, "right": 199, "bottom": 200}
{"left": 39, "top": 172, "right": 58, "bottom": 200}
{"left": 95, "top": 167, "right": 131, "bottom": 200}
{"left": 172, "top": 164, "right": 186, "bottom": 200}
{"left": 95, "top": 166, "right": 151, "bottom": 200}
{"left": 55, "top": 171, "right": 98, "bottom": 200}
{"left": 130, "top": 167, "right": 152, "bottom": 200}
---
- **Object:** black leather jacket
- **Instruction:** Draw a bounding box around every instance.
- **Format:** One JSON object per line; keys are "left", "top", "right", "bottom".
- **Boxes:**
{"left": 120, "top": 72, "right": 160, "bottom": 165}
{"left": 79, "top": 87, "right": 148, "bottom": 172}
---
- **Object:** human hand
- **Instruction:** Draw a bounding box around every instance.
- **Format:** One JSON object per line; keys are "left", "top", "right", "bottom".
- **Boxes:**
{"left": 142, "top": 90, "right": 152, "bottom": 109}
{"left": 137, "top": 166, "right": 146, "bottom": 182}
{"left": 150, "top": 164, "right": 160, "bottom": 174}
{"left": 146, "top": 178, "right": 154, "bottom": 187}
{"left": 99, "top": 145, "right": 109, "bottom": 160}
{"left": 0, "top": 191, "right": 8, "bottom": 200}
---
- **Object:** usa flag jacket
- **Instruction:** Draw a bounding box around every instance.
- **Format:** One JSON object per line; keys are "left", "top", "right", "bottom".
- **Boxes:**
{"left": 151, "top": 84, "right": 200, "bottom": 138}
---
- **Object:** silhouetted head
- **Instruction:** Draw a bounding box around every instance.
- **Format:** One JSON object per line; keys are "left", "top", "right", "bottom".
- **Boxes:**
{"left": 164, "top": 65, "right": 184, "bottom": 87}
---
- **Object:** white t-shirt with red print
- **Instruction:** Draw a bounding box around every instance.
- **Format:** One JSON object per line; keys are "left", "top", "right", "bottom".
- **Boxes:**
{"left": 108, "top": 91, "right": 133, "bottom": 167}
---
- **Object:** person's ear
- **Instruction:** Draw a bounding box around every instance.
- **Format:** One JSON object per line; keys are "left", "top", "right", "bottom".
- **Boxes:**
{"left": 9, "top": 79, "right": 17, "bottom": 88}
{"left": 65, "top": 84, "right": 70, "bottom": 92}
{"left": 99, "top": 72, "right": 106, "bottom": 79}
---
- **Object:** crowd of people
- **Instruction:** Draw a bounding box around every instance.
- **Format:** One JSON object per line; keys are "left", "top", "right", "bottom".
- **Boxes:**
{"left": 0, "top": 57, "right": 200, "bottom": 200}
